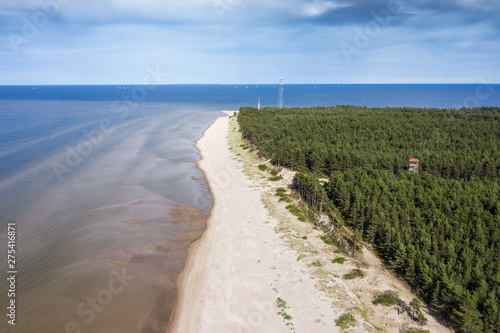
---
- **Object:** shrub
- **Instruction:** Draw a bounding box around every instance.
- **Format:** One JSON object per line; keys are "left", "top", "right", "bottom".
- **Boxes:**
{"left": 279, "top": 196, "right": 292, "bottom": 203}
{"left": 335, "top": 313, "right": 357, "bottom": 329}
{"left": 268, "top": 175, "right": 283, "bottom": 181}
{"left": 372, "top": 290, "right": 399, "bottom": 306}
{"left": 258, "top": 164, "right": 268, "bottom": 171}
{"left": 275, "top": 188, "right": 292, "bottom": 203}
{"left": 343, "top": 269, "right": 364, "bottom": 280}
{"left": 276, "top": 297, "right": 293, "bottom": 320}
{"left": 320, "top": 235, "right": 335, "bottom": 245}
{"left": 285, "top": 204, "right": 306, "bottom": 221}
{"left": 270, "top": 169, "right": 280, "bottom": 176}
{"left": 276, "top": 297, "right": 288, "bottom": 308}
{"left": 286, "top": 204, "right": 300, "bottom": 215}
{"left": 332, "top": 257, "right": 346, "bottom": 264}
{"left": 312, "top": 260, "right": 323, "bottom": 267}
{"left": 417, "top": 311, "right": 428, "bottom": 325}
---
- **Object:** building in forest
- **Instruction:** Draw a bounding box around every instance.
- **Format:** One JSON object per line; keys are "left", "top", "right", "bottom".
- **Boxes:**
{"left": 409, "top": 158, "right": 420, "bottom": 173}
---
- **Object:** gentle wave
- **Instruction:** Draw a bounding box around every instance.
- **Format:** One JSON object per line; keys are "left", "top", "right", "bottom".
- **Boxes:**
{"left": 0, "top": 99, "right": 220, "bottom": 333}
{"left": 0, "top": 121, "right": 94, "bottom": 158}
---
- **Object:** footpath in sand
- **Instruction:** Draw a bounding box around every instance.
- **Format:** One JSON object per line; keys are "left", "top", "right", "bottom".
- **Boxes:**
{"left": 170, "top": 111, "right": 452, "bottom": 333}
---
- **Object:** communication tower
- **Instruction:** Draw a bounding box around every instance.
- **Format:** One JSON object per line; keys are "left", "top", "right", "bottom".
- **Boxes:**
{"left": 278, "top": 78, "right": 284, "bottom": 109}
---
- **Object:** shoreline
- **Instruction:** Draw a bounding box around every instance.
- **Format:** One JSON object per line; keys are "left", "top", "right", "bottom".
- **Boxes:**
{"left": 169, "top": 110, "right": 344, "bottom": 332}
{"left": 168, "top": 111, "right": 452, "bottom": 333}
{"left": 168, "top": 110, "right": 235, "bottom": 332}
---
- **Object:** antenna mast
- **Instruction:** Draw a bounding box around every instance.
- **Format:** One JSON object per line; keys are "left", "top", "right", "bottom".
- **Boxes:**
{"left": 278, "top": 78, "right": 284, "bottom": 109}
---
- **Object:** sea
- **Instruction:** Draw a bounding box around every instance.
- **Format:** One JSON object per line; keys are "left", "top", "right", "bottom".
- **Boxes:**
{"left": 1, "top": 84, "right": 499, "bottom": 333}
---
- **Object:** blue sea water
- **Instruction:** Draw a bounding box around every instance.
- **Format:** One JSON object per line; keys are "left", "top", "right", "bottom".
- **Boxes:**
{"left": 1, "top": 83, "right": 500, "bottom": 107}
{"left": 0, "top": 84, "right": 499, "bottom": 333}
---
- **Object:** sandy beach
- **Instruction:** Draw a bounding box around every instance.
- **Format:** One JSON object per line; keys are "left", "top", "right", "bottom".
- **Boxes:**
{"left": 169, "top": 111, "right": 452, "bottom": 333}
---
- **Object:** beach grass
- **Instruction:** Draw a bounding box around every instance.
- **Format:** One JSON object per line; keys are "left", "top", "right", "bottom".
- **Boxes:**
{"left": 343, "top": 269, "right": 364, "bottom": 280}
{"left": 335, "top": 313, "right": 357, "bottom": 329}
{"left": 373, "top": 290, "right": 399, "bottom": 306}
{"left": 331, "top": 257, "right": 346, "bottom": 264}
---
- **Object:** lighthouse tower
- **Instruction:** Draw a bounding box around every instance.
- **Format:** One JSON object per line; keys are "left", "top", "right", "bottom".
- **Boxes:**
{"left": 258, "top": 97, "right": 261, "bottom": 110}
{"left": 278, "top": 78, "right": 284, "bottom": 109}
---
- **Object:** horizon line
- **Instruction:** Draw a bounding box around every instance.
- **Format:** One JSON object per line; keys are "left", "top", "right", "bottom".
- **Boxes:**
{"left": 0, "top": 82, "right": 499, "bottom": 86}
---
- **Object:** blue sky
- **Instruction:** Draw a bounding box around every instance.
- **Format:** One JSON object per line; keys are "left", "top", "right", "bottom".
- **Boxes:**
{"left": 0, "top": 0, "right": 499, "bottom": 84}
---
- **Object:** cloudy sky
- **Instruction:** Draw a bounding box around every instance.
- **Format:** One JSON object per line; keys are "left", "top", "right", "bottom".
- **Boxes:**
{"left": 0, "top": 0, "right": 499, "bottom": 84}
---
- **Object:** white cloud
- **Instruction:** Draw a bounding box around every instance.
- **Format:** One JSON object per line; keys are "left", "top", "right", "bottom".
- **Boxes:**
{"left": 299, "top": 0, "right": 349, "bottom": 17}
{"left": 0, "top": 0, "right": 217, "bottom": 23}
{"left": 0, "top": 0, "right": 498, "bottom": 84}
{"left": 0, "top": 0, "right": 356, "bottom": 25}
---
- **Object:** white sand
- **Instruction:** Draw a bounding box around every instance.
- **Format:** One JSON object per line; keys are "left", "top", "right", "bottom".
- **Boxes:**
{"left": 170, "top": 112, "right": 452, "bottom": 333}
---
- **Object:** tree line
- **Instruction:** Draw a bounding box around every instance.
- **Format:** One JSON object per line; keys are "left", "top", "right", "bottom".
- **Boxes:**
{"left": 238, "top": 105, "right": 500, "bottom": 332}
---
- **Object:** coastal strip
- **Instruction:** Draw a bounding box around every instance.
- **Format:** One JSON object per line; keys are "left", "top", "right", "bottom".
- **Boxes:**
{"left": 169, "top": 111, "right": 341, "bottom": 332}
{"left": 169, "top": 111, "right": 452, "bottom": 333}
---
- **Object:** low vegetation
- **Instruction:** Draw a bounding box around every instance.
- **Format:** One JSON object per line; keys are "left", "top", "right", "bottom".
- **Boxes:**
{"left": 276, "top": 297, "right": 293, "bottom": 321}
{"left": 331, "top": 257, "right": 346, "bottom": 264}
{"left": 275, "top": 188, "right": 293, "bottom": 203}
{"left": 285, "top": 204, "right": 306, "bottom": 222}
{"left": 270, "top": 168, "right": 281, "bottom": 176}
{"left": 402, "top": 328, "right": 430, "bottom": 333}
{"left": 311, "top": 260, "right": 323, "bottom": 267}
{"left": 335, "top": 313, "right": 357, "bottom": 329}
{"left": 342, "top": 268, "right": 364, "bottom": 280}
{"left": 320, "top": 234, "right": 335, "bottom": 246}
{"left": 258, "top": 164, "right": 268, "bottom": 171}
{"left": 372, "top": 290, "right": 399, "bottom": 306}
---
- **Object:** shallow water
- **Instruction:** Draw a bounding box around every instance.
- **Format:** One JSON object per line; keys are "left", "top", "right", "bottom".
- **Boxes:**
{"left": 0, "top": 98, "right": 220, "bottom": 332}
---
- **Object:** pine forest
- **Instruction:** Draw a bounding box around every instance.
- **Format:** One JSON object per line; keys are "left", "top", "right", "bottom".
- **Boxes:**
{"left": 237, "top": 106, "right": 500, "bottom": 332}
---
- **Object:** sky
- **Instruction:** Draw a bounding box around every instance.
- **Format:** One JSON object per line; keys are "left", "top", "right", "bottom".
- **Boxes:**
{"left": 0, "top": 0, "right": 499, "bottom": 84}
